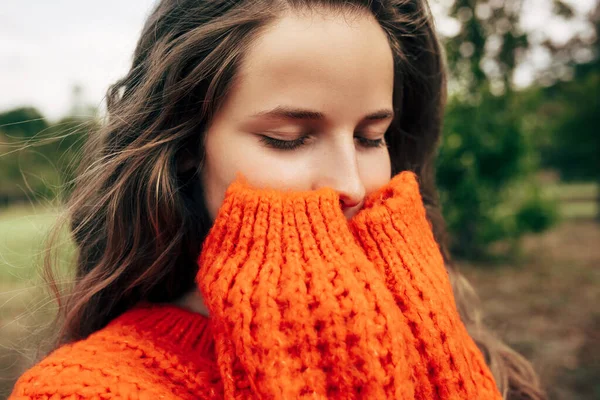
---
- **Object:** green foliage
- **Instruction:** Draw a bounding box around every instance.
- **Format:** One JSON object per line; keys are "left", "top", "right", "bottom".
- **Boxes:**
{"left": 445, "top": 0, "right": 528, "bottom": 94}
{"left": 435, "top": 0, "right": 597, "bottom": 259}
{"left": 0, "top": 107, "right": 48, "bottom": 139}
{"left": 437, "top": 91, "right": 559, "bottom": 259}
{"left": 543, "top": 70, "right": 600, "bottom": 182}
{"left": 515, "top": 190, "right": 559, "bottom": 234}
{"left": 0, "top": 108, "right": 95, "bottom": 203}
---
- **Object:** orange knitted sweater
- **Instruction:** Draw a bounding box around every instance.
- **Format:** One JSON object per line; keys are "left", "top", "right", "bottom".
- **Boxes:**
{"left": 10, "top": 172, "right": 501, "bottom": 399}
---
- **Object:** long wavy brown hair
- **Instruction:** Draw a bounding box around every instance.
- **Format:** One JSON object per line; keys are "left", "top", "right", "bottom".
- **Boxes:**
{"left": 43, "top": 0, "right": 545, "bottom": 398}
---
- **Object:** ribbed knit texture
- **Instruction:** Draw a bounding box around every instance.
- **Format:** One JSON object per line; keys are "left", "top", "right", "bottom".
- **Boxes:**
{"left": 350, "top": 171, "right": 502, "bottom": 400}
{"left": 9, "top": 174, "right": 502, "bottom": 399}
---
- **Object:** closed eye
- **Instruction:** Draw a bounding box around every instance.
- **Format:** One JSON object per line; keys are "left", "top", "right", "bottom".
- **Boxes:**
{"left": 355, "top": 136, "right": 385, "bottom": 148}
{"left": 258, "top": 135, "right": 309, "bottom": 150}
{"left": 259, "top": 134, "right": 386, "bottom": 151}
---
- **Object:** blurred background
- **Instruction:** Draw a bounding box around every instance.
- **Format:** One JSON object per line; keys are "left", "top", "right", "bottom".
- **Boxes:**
{"left": 0, "top": 0, "right": 598, "bottom": 398}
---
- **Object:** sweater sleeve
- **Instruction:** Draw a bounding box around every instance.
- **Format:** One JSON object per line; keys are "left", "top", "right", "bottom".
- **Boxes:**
{"left": 350, "top": 171, "right": 502, "bottom": 399}
{"left": 196, "top": 179, "right": 417, "bottom": 399}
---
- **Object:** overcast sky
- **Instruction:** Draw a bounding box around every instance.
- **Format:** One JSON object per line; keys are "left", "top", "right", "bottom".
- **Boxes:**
{"left": 0, "top": 0, "right": 595, "bottom": 121}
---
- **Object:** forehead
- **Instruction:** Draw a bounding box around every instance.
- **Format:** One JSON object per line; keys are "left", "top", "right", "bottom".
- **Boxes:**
{"left": 228, "top": 9, "right": 395, "bottom": 118}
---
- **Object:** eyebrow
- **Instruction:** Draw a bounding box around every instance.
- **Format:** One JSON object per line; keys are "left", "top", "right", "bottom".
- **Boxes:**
{"left": 250, "top": 106, "right": 394, "bottom": 121}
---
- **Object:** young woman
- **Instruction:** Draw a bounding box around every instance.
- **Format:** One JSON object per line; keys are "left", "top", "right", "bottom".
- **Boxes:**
{"left": 10, "top": 0, "right": 544, "bottom": 398}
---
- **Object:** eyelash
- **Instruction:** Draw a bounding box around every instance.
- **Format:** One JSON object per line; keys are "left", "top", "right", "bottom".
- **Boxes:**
{"left": 259, "top": 135, "right": 386, "bottom": 151}
{"left": 259, "top": 135, "right": 309, "bottom": 150}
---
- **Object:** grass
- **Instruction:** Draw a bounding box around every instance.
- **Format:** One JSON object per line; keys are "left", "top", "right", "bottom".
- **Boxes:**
{"left": 560, "top": 201, "right": 598, "bottom": 219}
{"left": 0, "top": 205, "right": 60, "bottom": 283}
{"left": 543, "top": 182, "right": 598, "bottom": 200}
{"left": 543, "top": 182, "right": 598, "bottom": 219}
{"left": 0, "top": 205, "right": 70, "bottom": 399}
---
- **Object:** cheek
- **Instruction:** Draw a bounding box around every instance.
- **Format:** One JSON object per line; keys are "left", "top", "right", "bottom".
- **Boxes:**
{"left": 359, "top": 149, "right": 392, "bottom": 195}
{"left": 201, "top": 132, "right": 315, "bottom": 219}
{"left": 201, "top": 132, "right": 240, "bottom": 220}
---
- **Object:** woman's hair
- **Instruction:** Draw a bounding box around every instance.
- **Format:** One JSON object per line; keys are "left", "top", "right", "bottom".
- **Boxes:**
{"left": 43, "top": 0, "right": 544, "bottom": 398}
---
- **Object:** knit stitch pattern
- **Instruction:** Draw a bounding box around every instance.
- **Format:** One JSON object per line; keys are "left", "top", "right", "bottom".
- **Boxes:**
{"left": 9, "top": 304, "right": 222, "bottom": 399}
{"left": 9, "top": 174, "right": 502, "bottom": 399}
{"left": 197, "top": 179, "right": 416, "bottom": 399}
{"left": 350, "top": 171, "right": 502, "bottom": 400}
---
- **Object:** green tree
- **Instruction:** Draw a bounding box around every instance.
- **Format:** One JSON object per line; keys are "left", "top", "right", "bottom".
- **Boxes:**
{"left": 438, "top": 92, "right": 557, "bottom": 258}
{"left": 436, "top": 0, "right": 569, "bottom": 258}
{"left": 0, "top": 107, "right": 95, "bottom": 204}
{"left": 544, "top": 72, "right": 600, "bottom": 182}
{"left": 0, "top": 107, "right": 49, "bottom": 139}
{"left": 532, "top": 2, "right": 600, "bottom": 218}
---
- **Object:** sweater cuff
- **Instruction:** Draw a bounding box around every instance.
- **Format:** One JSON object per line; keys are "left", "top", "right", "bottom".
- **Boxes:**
{"left": 350, "top": 171, "right": 445, "bottom": 273}
{"left": 197, "top": 176, "right": 361, "bottom": 298}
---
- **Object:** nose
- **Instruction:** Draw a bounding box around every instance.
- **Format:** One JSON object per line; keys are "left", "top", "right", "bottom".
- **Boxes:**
{"left": 313, "top": 139, "right": 366, "bottom": 217}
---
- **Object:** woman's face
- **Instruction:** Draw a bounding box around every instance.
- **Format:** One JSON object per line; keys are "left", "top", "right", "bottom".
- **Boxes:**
{"left": 201, "top": 8, "right": 394, "bottom": 220}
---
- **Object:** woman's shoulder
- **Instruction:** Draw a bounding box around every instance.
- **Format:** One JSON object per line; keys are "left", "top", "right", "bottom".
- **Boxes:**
{"left": 9, "top": 303, "right": 220, "bottom": 399}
